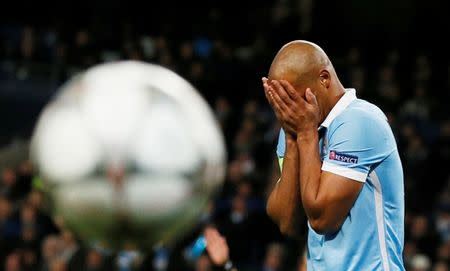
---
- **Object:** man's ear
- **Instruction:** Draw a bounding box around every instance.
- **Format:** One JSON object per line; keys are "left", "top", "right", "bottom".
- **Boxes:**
{"left": 319, "top": 70, "right": 331, "bottom": 88}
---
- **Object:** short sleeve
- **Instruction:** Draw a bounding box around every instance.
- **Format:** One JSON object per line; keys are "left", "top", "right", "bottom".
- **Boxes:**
{"left": 276, "top": 129, "right": 285, "bottom": 170}
{"left": 322, "top": 114, "right": 396, "bottom": 183}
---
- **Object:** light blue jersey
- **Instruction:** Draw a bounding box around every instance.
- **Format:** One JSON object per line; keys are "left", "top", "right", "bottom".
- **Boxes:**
{"left": 276, "top": 89, "right": 405, "bottom": 270}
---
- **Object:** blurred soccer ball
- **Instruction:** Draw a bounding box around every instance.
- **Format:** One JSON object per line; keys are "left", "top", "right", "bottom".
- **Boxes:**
{"left": 31, "top": 61, "right": 226, "bottom": 249}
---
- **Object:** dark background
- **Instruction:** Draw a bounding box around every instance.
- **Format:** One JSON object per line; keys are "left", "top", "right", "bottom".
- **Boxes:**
{"left": 0, "top": 1, "right": 449, "bottom": 271}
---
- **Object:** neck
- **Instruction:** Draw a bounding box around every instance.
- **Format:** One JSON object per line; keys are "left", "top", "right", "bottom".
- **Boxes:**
{"left": 322, "top": 84, "right": 345, "bottom": 123}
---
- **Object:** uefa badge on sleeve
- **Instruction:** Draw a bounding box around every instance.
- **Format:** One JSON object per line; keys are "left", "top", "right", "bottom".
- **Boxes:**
{"left": 329, "top": 150, "right": 358, "bottom": 164}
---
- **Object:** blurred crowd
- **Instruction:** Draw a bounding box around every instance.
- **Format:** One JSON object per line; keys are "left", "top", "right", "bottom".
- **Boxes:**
{"left": 1, "top": 1, "right": 450, "bottom": 271}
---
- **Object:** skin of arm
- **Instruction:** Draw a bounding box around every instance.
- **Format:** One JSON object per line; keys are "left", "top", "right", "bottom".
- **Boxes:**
{"left": 298, "top": 248, "right": 307, "bottom": 271}
{"left": 296, "top": 131, "right": 362, "bottom": 234}
{"left": 267, "top": 80, "right": 363, "bottom": 234}
{"left": 266, "top": 133, "right": 304, "bottom": 237}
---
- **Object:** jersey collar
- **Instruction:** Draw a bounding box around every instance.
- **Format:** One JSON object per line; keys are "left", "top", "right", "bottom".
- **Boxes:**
{"left": 319, "top": 88, "right": 357, "bottom": 129}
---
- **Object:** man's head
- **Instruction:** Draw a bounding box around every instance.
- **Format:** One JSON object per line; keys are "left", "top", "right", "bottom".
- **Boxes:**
{"left": 267, "top": 40, "right": 344, "bottom": 122}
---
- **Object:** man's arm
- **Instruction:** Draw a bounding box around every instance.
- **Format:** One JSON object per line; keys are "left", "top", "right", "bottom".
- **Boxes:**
{"left": 263, "top": 77, "right": 305, "bottom": 238}
{"left": 266, "top": 133, "right": 304, "bottom": 237}
{"left": 296, "top": 131, "right": 362, "bottom": 234}
{"left": 267, "top": 80, "right": 363, "bottom": 234}
{"left": 298, "top": 248, "right": 307, "bottom": 271}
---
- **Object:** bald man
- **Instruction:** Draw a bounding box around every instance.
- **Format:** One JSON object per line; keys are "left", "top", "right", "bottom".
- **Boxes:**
{"left": 264, "top": 41, "right": 405, "bottom": 270}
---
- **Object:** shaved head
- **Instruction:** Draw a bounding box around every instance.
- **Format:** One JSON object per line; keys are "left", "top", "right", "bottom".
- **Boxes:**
{"left": 268, "top": 40, "right": 334, "bottom": 88}
{"left": 266, "top": 40, "right": 345, "bottom": 123}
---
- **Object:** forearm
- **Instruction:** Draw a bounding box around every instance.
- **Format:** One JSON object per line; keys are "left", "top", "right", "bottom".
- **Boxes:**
{"left": 296, "top": 131, "right": 323, "bottom": 222}
{"left": 298, "top": 247, "right": 307, "bottom": 271}
{"left": 267, "top": 135, "right": 302, "bottom": 236}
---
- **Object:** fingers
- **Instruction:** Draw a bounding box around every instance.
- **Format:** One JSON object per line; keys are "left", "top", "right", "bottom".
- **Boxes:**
{"left": 262, "top": 78, "right": 284, "bottom": 114}
{"left": 204, "top": 227, "right": 220, "bottom": 241}
{"left": 267, "top": 80, "right": 292, "bottom": 114}
{"left": 262, "top": 77, "right": 295, "bottom": 120}
{"left": 214, "top": 235, "right": 226, "bottom": 247}
{"left": 270, "top": 87, "right": 290, "bottom": 114}
{"left": 262, "top": 77, "right": 269, "bottom": 91}
{"left": 204, "top": 227, "right": 228, "bottom": 257}
{"left": 204, "top": 227, "right": 227, "bottom": 247}
{"left": 279, "top": 80, "right": 297, "bottom": 99}
{"left": 262, "top": 77, "right": 275, "bottom": 106}
{"left": 305, "top": 88, "right": 318, "bottom": 106}
{"left": 271, "top": 80, "right": 292, "bottom": 105}
{"left": 262, "top": 77, "right": 272, "bottom": 104}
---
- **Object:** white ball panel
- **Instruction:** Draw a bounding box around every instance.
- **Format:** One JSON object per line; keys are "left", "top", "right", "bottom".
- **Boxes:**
{"left": 137, "top": 64, "right": 226, "bottom": 184}
{"left": 80, "top": 64, "right": 151, "bottom": 163}
{"left": 131, "top": 96, "right": 201, "bottom": 173}
{"left": 126, "top": 175, "right": 191, "bottom": 216}
{"left": 32, "top": 105, "right": 102, "bottom": 182}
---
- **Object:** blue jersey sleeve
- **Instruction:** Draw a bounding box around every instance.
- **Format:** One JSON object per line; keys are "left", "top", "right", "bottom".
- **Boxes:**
{"left": 322, "top": 111, "right": 397, "bottom": 182}
{"left": 276, "top": 128, "right": 285, "bottom": 158}
{"left": 276, "top": 128, "right": 285, "bottom": 170}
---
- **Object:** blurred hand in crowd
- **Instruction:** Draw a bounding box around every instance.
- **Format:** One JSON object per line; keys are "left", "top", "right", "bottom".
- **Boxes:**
{"left": 204, "top": 227, "right": 229, "bottom": 266}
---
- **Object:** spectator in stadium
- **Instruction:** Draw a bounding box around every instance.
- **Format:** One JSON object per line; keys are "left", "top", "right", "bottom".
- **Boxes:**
{"left": 433, "top": 261, "right": 449, "bottom": 271}
{"left": 60, "top": 229, "right": 84, "bottom": 270}
{"left": 435, "top": 240, "right": 449, "bottom": 265}
{"left": 408, "top": 215, "right": 440, "bottom": 258}
{"left": 194, "top": 255, "right": 212, "bottom": 271}
{"left": 49, "top": 258, "right": 67, "bottom": 271}
{"left": 83, "top": 249, "right": 105, "bottom": 271}
{"left": 204, "top": 227, "right": 295, "bottom": 271}
{"left": 409, "top": 254, "right": 431, "bottom": 271}
{"left": 0, "top": 168, "right": 19, "bottom": 201}
{"left": 4, "top": 252, "right": 22, "bottom": 271}
{"left": 261, "top": 243, "right": 284, "bottom": 271}
{"left": 21, "top": 247, "right": 38, "bottom": 271}
{"left": 40, "top": 235, "right": 64, "bottom": 271}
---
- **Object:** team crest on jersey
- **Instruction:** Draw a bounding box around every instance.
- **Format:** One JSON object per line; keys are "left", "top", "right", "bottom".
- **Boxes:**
{"left": 329, "top": 150, "right": 358, "bottom": 164}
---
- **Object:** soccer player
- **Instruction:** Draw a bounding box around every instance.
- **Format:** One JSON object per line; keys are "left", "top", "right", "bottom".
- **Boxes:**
{"left": 264, "top": 40, "right": 405, "bottom": 270}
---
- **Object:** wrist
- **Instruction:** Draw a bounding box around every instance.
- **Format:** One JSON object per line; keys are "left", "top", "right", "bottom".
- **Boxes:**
{"left": 285, "top": 134, "right": 297, "bottom": 146}
{"left": 284, "top": 133, "right": 298, "bottom": 159}
{"left": 285, "top": 132, "right": 296, "bottom": 143}
{"left": 296, "top": 129, "right": 318, "bottom": 143}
